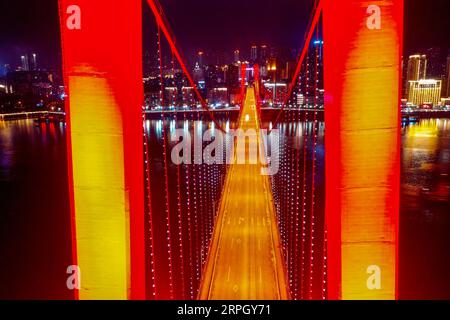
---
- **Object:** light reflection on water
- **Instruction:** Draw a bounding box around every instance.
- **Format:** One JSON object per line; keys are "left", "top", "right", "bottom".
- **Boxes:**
{"left": 400, "top": 118, "right": 450, "bottom": 299}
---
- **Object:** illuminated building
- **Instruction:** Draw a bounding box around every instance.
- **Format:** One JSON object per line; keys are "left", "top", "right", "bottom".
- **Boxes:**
{"left": 281, "top": 61, "right": 293, "bottom": 81}
{"left": 441, "top": 97, "right": 450, "bottom": 107}
{"left": 198, "top": 51, "right": 204, "bottom": 67}
{"left": 144, "top": 76, "right": 161, "bottom": 108}
{"left": 164, "top": 86, "right": 178, "bottom": 106}
{"left": 263, "top": 82, "right": 287, "bottom": 105}
{"left": 251, "top": 45, "right": 258, "bottom": 63}
{"left": 181, "top": 86, "right": 195, "bottom": 106}
{"left": 204, "top": 65, "right": 221, "bottom": 91}
{"left": 6, "top": 70, "right": 53, "bottom": 96}
{"left": 296, "top": 93, "right": 304, "bottom": 106}
{"left": 198, "top": 80, "right": 206, "bottom": 90}
{"left": 408, "top": 79, "right": 442, "bottom": 106}
{"left": 144, "top": 92, "right": 161, "bottom": 109}
{"left": 229, "top": 88, "right": 241, "bottom": 105}
{"left": 406, "top": 54, "right": 427, "bottom": 80}
{"left": 316, "top": 89, "right": 324, "bottom": 109}
{"left": 20, "top": 55, "right": 29, "bottom": 71}
{"left": 405, "top": 54, "right": 427, "bottom": 96}
{"left": 259, "top": 45, "right": 268, "bottom": 64}
{"left": 31, "top": 53, "right": 38, "bottom": 71}
{"left": 193, "top": 62, "right": 204, "bottom": 84}
{"left": 267, "top": 58, "right": 277, "bottom": 81}
{"left": 207, "top": 87, "right": 228, "bottom": 106}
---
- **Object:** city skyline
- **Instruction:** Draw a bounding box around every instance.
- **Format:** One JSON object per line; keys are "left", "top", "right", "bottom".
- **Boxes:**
{"left": 0, "top": 0, "right": 449, "bottom": 72}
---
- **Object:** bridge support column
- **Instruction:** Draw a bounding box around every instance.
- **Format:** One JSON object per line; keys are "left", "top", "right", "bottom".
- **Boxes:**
{"left": 323, "top": 0, "right": 403, "bottom": 299}
{"left": 59, "top": 0, "right": 145, "bottom": 299}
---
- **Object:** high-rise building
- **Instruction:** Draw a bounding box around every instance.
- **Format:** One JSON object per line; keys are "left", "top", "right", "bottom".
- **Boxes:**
{"left": 233, "top": 50, "right": 240, "bottom": 63}
{"left": 407, "top": 79, "right": 442, "bottom": 106}
{"left": 31, "top": 53, "right": 38, "bottom": 71}
{"left": 204, "top": 65, "right": 218, "bottom": 88}
{"left": 20, "top": 55, "right": 29, "bottom": 71}
{"left": 250, "top": 45, "right": 258, "bottom": 63}
{"left": 296, "top": 93, "right": 305, "bottom": 106}
{"left": 263, "top": 82, "right": 287, "bottom": 105}
{"left": 193, "top": 62, "right": 204, "bottom": 84}
{"left": 405, "top": 54, "right": 427, "bottom": 97}
{"left": 198, "top": 51, "right": 204, "bottom": 67}
{"left": 406, "top": 54, "right": 427, "bottom": 81}
{"left": 181, "top": 87, "right": 196, "bottom": 106}
{"left": 6, "top": 70, "right": 53, "bottom": 96}
{"left": 267, "top": 58, "right": 277, "bottom": 82}
{"left": 259, "top": 45, "right": 268, "bottom": 64}
{"left": 281, "top": 61, "right": 293, "bottom": 81}
{"left": 164, "top": 87, "right": 178, "bottom": 106}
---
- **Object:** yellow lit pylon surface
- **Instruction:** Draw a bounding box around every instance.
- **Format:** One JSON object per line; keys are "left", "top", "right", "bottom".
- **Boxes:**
{"left": 59, "top": 0, "right": 146, "bottom": 299}
{"left": 199, "top": 88, "right": 289, "bottom": 300}
{"left": 323, "top": 0, "right": 402, "bottom": 299}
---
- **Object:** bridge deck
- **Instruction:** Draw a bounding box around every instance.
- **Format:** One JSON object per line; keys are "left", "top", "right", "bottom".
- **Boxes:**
{"left": 199, "top": 88, "right": 289, "bottom": 300}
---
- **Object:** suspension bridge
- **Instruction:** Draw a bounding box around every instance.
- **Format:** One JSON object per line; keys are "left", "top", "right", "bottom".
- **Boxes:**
{"left": 58, "top": 0, "right": 403, "bottom": 300}
{"left": 198, "top": 87, "right": 289, "bottom": 300}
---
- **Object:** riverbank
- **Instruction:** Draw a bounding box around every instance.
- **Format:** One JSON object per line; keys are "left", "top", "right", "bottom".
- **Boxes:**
{"left": 0, "top": 111, "right": 66, "bottom": 121}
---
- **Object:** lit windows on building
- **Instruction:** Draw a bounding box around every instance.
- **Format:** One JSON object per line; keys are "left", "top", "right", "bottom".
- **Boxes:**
{"left": 407, "top": 79, "right": 442, "bottom": 106}
{"left": 193, "top": 63, "right": 204, "bottom": 83}
{"left": 198, "top": 51, "right": 204, "bottom": 66}
{"left": 20, "top": 55, "right": 29, "bottom": 71}
{"left": 181, "top": 87, "right": 195, "bottom": 106}
{"left": 164, "top": 87, "right": 178, "bottom": 106}
{"left": 263, "top": 82, "right": 287, "bottom": 106}
{"left": 405, "top": 54, "right": 427, "bottom": 97}
{"left": 406, "top": 54, "right": 427, "bottom": 81}
{"left": 297, "top": 93, "right": 305, "bottom": 106}
{"left": 208, "top": 87, "right": 228, "bottom": 106}
{"left": 251, "top": 45, "right": 258, "bottom": 63}
{"left": 259, "top": 45, "right": 268, "bottom": 64}
{"left": 441, "top": 97, "right": 450, "bottom": 107}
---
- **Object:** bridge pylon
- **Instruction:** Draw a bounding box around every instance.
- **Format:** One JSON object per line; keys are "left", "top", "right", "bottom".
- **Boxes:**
{"left": 323, "top": 0, "right": 403, "bottom": 300}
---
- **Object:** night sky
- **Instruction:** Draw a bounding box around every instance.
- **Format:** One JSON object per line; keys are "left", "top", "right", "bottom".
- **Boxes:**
{"left": 143, "top": 0, "right": 315, "bottom": 56}
{"left": 0, "top": 0, "right": 449, "bottom": 73}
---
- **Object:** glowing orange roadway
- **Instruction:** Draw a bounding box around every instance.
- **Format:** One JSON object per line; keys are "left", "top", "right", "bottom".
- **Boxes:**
{"left": 199, "top": 88, "right": 289, "bottom": 300}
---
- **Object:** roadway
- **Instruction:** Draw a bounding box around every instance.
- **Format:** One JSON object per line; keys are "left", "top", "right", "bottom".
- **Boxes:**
{"left": 198, "top": 87, "right": 289, "bottom": 300}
